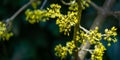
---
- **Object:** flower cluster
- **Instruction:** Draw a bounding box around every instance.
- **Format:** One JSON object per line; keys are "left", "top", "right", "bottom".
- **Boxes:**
{"left": 54, "top": 44, "right": 67, "bottom": 59}
{"left": 78, "top": 26, "right": 117, "bottom": 45}
{"left": 25, "top": 9, "right": 48, "bottom": 24}
{"left": 78, "top": 27, "right": 102, "bottom": 44}
{"left": 0, "top": 22, "right": 6, "bottom": 35}
{"left": 69, "top": 2, "right": 78, "bottom": 11}
{"left": 54, "top": 41, "right": 75, "bottom": 59}
{"left": 0, "top": 21, "right": 13, "bottom": 40}
{"left": 25, "top": 3, "right": 79, "bottom": 36}
{"left": 104, "top": 26, "right": 117, "bottom": 46}
{"left": 31, "top": 0, "right": 41, "bottom": 9}
{"left": 56, "top": 11, "right": 78, "bottom": 35}
{"left": 81, "top": 0, "right": 90, "bottom": 9}
{"left": 46, "top": 4, "right": 61, "bottom": 18}
{"left": 77, "top": 26, "right": 117, "bottom": 60}
{"left": 91, "top": 43, "right": 106, "bottom": 60}
{"left": 25, "top": 4, "right": 61, "bottom": 24}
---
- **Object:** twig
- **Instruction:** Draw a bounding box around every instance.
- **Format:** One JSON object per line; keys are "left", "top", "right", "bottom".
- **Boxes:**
{"left": 40, "top": 0, "right": 47, "bottom": 9}
{"left": 110, "top": 11, "right": 120, "bottom": 17}
{"left": 6, "top": 0, "right": 34, "bottom": 23}
{"left": 87, "top": 1, "right": 101, "bottom": 11}
{"left": 60, "top": 0, "right": 75, "bottom": 5}
{"left": 82, "top": 49, "right": 93, "bottom": 54}
{"left": 79, "top": 25, "right": 90, "bottom": 34}
{"left": 78, "top": 47, "right": 93, "bottom": 54}
{"left": 103, "top": 0, "right": 116, "bottom": 10}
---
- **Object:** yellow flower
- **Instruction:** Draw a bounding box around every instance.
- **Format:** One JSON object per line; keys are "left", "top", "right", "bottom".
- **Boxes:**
{"left": 91, "top": 43, "right": 106, "bottom": 60}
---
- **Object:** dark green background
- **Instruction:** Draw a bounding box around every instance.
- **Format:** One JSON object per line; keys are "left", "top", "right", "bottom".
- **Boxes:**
{"left": 0, "top": 0, "right": 120, "bottom": 60}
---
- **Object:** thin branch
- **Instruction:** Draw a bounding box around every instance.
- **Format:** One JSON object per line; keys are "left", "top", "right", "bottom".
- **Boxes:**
{"left": 60, "top": 0, "right": 75, "bottom": 5}
{"left": 78, "top": 47, "right": 93, "bottom": 54}
{"left": 79, "top": 25, "right": 90, "bottom": 34}
{"left": 114, "top": 11, "right": 120, "bottom": 15}
{"left": 87, "top": 0, "right": 101, "bottom": 11}
{"left": 82, "top": 49, "right": 93, "bottom": 54}
{"left": 40, "top": 0, "right": 47, "bottom": 9}
{"left": 103, "top": 0, "right": 116, "bottom": 10}
{"left": 110, "top": 11, "right": 120, "bottom": 17}
{"left": 6, "top": 0, "right": 34, "bottom": 23}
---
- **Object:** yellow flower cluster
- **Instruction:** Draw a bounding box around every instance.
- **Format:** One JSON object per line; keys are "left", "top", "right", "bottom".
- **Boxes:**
{"left": 66, "top": 41, "right": 75, "bottom": 54}
{"left": 2, "top": 32, "right": 13, "bottom": 40}
{"left": 91, "top": 43, "right": 106, "bottom": 60}
{"left": 25, "top": 4, "right": 79, "bottom": 36}
{"left": 76, "top": 26, "right": 117, "bottom": 60}
{"left": 88, "top": 27, "right": 102, "bottom": 44}
{"left": 69, "top": 2, "right": 78, "bottom": 11}
{"left": 31, "top": 0, "right": 41, "bottom": 9}
{"left": 56, "top": 11, "right": 78, "bottom": 36}
{"left": 0, "top": 21, "right": 13, "bottom": 40}
{"left": 75, "top": 31, "right": 86, "bottom": 45}
{"left": 104, "top": 26, "right": 117, "bottom": 46}
{"left": 76, "top": 26, "right": 117, "bottom": 45}
{"left": 46, "top": 4, "right": 61, "bottom": 18}
{"left": 25, "top": 9, "right": 47, "bottom": 24}
{"left": 0, "top": 22, "right": 6, "bottom": 35}
{"left": 79, "top": 27, "right": 102, "bottom": 44}
{"left": 55, "top": 3, "right": 79, "bottom": 35}
{"left": 55, "top": 44, "right": 67, "bottom": 59}
{"left": 81, "top": 0, "right": 90, "bottom": 9}
{"left": 54, "top": 41, "right": 75, "bottom": 59}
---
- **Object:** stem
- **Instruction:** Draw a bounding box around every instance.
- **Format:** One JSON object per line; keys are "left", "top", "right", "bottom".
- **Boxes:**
{"left": 73, "top": 0, "right": 82, "bottom": 60}
{"left": 6, "top": 0, "right": 33, "bottom": 23}
{"left": 88, "top": 1, "right": 101, "bottom": 11}
{"left": 79, "top": 25, "right": 90, "bottom": 34}
{"left": 40, "top": 0, "right": 47, "bottom": 9}
{"left": 61, "top": 0, "right": 76, "bottom": 5}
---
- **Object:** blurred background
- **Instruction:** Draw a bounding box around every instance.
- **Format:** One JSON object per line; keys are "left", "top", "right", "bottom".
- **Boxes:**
{"left": 0, "top": 0, "right": 120, "bottom": 60}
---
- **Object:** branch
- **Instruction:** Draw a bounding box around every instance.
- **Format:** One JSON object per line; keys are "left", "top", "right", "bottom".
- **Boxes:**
{"left": 87, "top": 0, "right": 101, "bottom": 11}
{"left": 78, "top": 47, "right": 93, "bottom": 54}
{"left": 103, "top": 0, "right": 116, "bottom": 10}
{"left": 40, "top": 0, "right": 47, "bottom": 9}
{"left": 109, "top": 11, "right": 120, "bottom": 17}
{"left": 73, "top": 0, "right": 82, "bottom": 60}
{"left": 6, "top": 0, "right": 34, "bottom": 23}
{"left": 79, "top": 25, "right": 90, "bottom": 34}
{"left": 60, "top": 0, "right": 75, "bottom": 5}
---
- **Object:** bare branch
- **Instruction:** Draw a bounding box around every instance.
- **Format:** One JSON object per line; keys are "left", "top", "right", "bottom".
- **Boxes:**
{"left": 87, "top": 1, "right": 101, "bottom": 11}
{"left": 79, "top": 25, "right": 90, "bottom": 34}
{"left": 109, "top": 11, "right": 120, "bottom": 17}
{"left": 60, "top": 0, "right": 75, "bottom": 5}
{"left": 40, "top": 0, "right": 47, "bottom": 9}
{"left": 103, "top": 0, "right": 116, "bottom": 10}
{"left": 6, "top": 0, "right": 34, "bottom": 23}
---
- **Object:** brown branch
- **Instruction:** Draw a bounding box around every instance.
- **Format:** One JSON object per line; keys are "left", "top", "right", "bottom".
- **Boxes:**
{"left": 40, "top": 0, "right": 47, "bottom": 9}
{"left": 73, "top": 0, "right": 82, "bottom": 60}
{"left": 103, "top": 0, "right": 116, "bottom": 10}
{"left": 6, "top": 0, "right": 34, "bottom": 23}
{"left": 60, "top": 0, "right": 75, "bottom": 5}
{"left": 78, "top": 0, "right": 116, "bottom": 60}
{"left": 109, "top": 11, "right": 120, "bottom": 17}
{"left": 114, "top": 11, "right": 120, "bottom": 15}
{"left": 87, "top": 1, "right": 101, "bottom": 11}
